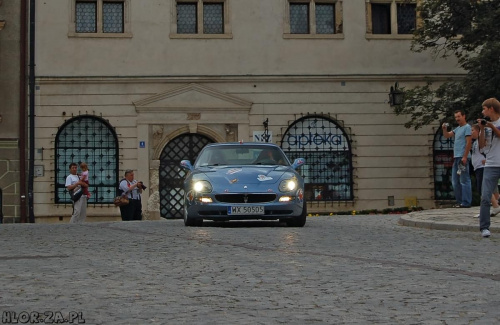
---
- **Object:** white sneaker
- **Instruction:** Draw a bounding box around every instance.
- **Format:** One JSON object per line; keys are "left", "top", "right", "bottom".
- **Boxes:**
{"left": 474, "top": 213, "right": 480, "bottom": 218}
{"left": 481, "top": 229, "right": 491, "bottom": 238}
{"left": 491, "top": 207, "right": 500, "bottom": 216}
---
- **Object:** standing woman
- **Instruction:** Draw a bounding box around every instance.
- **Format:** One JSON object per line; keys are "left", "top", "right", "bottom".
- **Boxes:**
{"left": 118, "top": 169, "right": 144, "bottom": 221}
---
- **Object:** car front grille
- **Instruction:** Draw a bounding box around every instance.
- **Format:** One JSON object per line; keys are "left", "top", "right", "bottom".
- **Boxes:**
{"left": 215, "top": 194, "right": 277, "bottom": 203}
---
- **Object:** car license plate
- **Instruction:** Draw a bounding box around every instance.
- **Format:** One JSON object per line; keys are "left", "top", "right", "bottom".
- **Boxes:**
{"left": 227, "top": 206, "right": 264, "bottom": 215}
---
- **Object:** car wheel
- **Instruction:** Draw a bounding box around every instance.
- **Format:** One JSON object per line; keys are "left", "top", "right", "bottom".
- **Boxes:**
{"left": 184, "top": 204, "right": 203, "bottom": 227}
{"left": 286, "top": 202, "right": 307, "bottom": 227}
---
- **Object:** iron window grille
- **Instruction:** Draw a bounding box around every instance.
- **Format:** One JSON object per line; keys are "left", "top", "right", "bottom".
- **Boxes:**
{"left": 433, "top": 129, "right": 454, "bottom": 201}
{"left": 281, "top": 116, "right": 354, "bottom": 202}
{"left": 55, "top": 115, "right": 119, "bottom": 204}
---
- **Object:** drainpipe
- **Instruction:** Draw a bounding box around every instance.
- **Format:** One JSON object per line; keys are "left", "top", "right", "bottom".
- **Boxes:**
{"left": 28, "top": 0, "right": 35, "bottom": 223}
{"left": 19, "top": 0, "right": 27, "bottom": 223}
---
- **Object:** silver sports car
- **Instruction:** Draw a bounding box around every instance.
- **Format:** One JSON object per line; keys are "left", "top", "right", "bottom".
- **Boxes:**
{"left": 180, "top": 142, "right": 307, "bottom": 227}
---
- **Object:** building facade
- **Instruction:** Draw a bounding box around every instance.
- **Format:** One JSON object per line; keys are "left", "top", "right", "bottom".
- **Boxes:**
{"left": 0, "top": 0, "right": 25, "bottom": 223}
{"left": 32, "top": 0, "right": 463, "bottom": 222}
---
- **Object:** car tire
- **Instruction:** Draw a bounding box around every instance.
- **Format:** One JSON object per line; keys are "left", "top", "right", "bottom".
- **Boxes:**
{"left": 184, "top": 205, "right": 203, "bottom": 227}
{"left": 286, "top": 202, "right": 307, "bottom": 227}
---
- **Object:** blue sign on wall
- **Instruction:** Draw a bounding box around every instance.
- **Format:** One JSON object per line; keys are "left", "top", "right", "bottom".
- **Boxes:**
{"left": 139, "top": 141, "right": 145, "bottom": 148}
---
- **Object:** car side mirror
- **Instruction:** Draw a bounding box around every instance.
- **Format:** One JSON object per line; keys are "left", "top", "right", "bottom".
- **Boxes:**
{"left": 180, "top": 160, "right": 194, "bottom": 171}
{"left": 291, "top": 158, "right": 305, "bottom": 170}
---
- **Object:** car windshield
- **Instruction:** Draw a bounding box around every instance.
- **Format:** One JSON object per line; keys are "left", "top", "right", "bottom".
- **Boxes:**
{"left": 195, "top": 145, "right": 290, "bottom": 167}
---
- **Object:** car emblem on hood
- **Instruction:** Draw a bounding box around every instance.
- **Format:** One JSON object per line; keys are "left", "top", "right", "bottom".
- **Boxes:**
{"left": 230, "top": 178, "right": 238, "bottom": 184}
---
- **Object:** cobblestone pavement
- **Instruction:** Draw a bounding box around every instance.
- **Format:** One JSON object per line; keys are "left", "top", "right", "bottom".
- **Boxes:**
{"left": 0, "top": 215, "right": 499, "bottom": 324}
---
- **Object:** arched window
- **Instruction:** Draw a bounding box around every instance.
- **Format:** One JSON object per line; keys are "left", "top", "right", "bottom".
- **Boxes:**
{"left": 55, "top": 115, "right": 119, "bottom": 204}
{"left": 281, "top": 115, "right": 353, "bottom": 201}
{"left": 433, "top": 129, "right": 454, "bottom": 201}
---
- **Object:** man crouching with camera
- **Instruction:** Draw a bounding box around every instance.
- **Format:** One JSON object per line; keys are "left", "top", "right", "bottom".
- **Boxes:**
{"left": 119, "top": 169, "right": 146, "bottom": 221}
{"left": 477, "top": 98, "right": 500, "bottom": 238}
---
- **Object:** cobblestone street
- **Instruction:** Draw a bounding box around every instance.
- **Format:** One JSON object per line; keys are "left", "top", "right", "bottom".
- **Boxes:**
{"left": 1, "top": 215, "right": 499, "bottom": 324}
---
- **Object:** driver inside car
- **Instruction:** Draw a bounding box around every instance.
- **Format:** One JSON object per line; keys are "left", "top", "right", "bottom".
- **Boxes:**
{"left": 254, "top": 149, "right": 284, "bottom": 165}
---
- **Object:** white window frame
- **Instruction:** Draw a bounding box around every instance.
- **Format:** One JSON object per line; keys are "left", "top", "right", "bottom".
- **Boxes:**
{"left": 170, "top": 0, "right": 232, "bottom": 39}
{"left": 68, "top": 0, "right": 132, "bottom": 38}
{"left": 366, "top": 0, "right": 419, "bottom": 39}
{"left": 284, "top": 0, "right": 344, "bottom": 39}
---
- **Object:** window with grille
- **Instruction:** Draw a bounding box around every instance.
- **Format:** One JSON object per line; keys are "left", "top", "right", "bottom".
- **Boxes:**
{"left": 286, "top": 1, "right": 341, "bottom": 37}
{"left": 177, "top": 3, "right": 198, "bottom": 34}
{"left": 103, "top": 2, "right": 124, "bottom": 33}
{"left": 76, "top": 2, "right": 97, "bottom": 33}
{"left": 290, "top": 3, "right": 310, "bottom": 34}
{"left": 174, "top": 0, "right": 229, "bottom": 37}
{"left": 55, "top": 116, "right": 119, "bottom": 204}
{"left": 433, "top": 130, "right": 454, "bottom": 201}
{"left": 281, "top": 116, "right": 353, "bottom": 201}
{"left": 72, "top": 0, "right": 130, "bottom": 37}
{"left": 367, "top": 0, "right": 416, "bottom": 36}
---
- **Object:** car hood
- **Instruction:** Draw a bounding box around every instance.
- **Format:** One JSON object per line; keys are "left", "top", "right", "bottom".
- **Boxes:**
{"left": 195, "top": 166, "right": 293, "bottom": 185}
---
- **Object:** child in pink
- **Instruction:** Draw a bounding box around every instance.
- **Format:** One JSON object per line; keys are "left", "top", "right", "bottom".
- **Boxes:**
{"left": 80, "top": 162, "right": 91, "bottom": 198}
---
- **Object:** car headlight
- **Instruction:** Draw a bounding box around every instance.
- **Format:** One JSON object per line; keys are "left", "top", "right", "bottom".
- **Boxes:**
{"left": 279, "top": 179, "right": 297, "bottom": 192}
{"left": 193, "top": 180, "right": 213, "bottom": 193}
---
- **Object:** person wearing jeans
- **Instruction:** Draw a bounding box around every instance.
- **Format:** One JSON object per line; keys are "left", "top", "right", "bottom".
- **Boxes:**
{"left": 478, "top": 98, "right": 500, "bottom": 238}
{"left": 442, "top": 110, "right": 472, "bottom": 208}
{"left": 470, "top": 124, "right": 500, "bottom": 218}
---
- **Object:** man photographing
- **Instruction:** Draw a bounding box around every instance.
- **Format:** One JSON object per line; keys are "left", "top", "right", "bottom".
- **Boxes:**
{"left": 442, "top": 110, "right": 472, "bottom": 208}
{"left": 118, "top": 169, "right": 144, "bottom": 221}
{"left": 477, "top": 98, "right": 500, "bottom": 238}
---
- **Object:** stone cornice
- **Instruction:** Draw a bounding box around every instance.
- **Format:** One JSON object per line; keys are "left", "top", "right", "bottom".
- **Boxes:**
{"left": 35, "top": 74, "right": 466, "bottom": 85}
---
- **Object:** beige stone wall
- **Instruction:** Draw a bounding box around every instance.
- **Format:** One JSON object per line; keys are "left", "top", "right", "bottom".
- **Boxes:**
{"left": 35, "top": 0, "right": 463, "bottom": 77}
{"left": 0, "top": 0, "right": 22, "bottom": 222}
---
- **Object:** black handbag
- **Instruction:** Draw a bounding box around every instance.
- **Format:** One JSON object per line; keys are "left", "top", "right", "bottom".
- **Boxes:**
{"left": 70, "top": 189, "right": 83, "bottom": 202}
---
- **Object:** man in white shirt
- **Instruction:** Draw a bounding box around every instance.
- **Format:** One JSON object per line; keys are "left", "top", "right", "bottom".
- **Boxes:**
{"left": 477, "top": 98, "right": 500, "bottom": 238}
{"left": 65, "top": 162, "right": 88, "bottom": 223}
{"left": 118, "top": 169, "right": 144, "bottom": 221}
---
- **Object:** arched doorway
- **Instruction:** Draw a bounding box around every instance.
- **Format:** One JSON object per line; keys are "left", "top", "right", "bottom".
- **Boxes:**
{"left": 159, "top": 133, "right": 214, "bottom": 218}
{"left": 433, "top": 129, "right": 454, "bottom": 201}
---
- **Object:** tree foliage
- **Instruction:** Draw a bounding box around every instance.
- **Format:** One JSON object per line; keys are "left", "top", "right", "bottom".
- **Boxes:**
{"left": 394, "top": 0, "right": 500, "bottom": 129}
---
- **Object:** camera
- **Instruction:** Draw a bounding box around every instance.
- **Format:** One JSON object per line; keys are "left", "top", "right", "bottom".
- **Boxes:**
{"left": 138, "top": 181, "right": 147, "bottom": 190}
{"left": 480, "top": 116, "right": 491, "bottom": 125}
